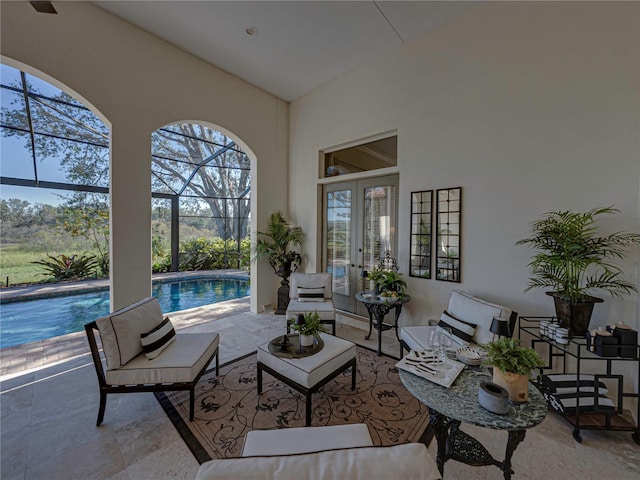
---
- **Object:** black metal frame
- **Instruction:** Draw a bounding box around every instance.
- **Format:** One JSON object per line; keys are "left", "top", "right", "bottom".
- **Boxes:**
{"left": 519, "top": 317, "right": 640, "bottom": 444}
{"left": 84, "top": 321, "right": 219, "bottom": 426}
{"left": 257, "top": 357, "right": 356, "bottom": 426}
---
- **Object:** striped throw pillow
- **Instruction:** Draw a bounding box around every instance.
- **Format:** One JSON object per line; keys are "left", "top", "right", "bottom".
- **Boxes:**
{"left": 298, "top": 286, "right": 325, "bottom": 302}
{"left": 438, "top": 311, "right": 476, "bottom": 347}
{"left": 140, "top": 316, "right": 176, "bottom": 360}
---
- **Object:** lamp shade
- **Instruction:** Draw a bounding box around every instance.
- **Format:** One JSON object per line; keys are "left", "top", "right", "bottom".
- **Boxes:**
{"left": 490, "top": 317, "right": 511, "bottom": 338}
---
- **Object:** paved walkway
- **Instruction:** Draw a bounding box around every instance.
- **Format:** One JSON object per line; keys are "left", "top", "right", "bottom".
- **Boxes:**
{"left": 0, "top": 269, "right": 248, "bottom": 302}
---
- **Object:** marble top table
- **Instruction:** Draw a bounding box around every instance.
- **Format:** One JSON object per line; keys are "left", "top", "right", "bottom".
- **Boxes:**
{"left": 400, "top": 366, "right": 546, "bottom": 479}
{"left": 355, "top": 291, "right": 410, "bottom": 356}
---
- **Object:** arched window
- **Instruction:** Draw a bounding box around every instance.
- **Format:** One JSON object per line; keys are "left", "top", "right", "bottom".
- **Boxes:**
{"left": 150, "top": 123, "right": 251, "bottom": 272}
{"left": 0, "top": 63, "right": 110, "bottom": 284}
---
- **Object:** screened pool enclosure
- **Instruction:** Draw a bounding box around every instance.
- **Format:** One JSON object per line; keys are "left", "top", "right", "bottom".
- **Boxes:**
{"left": 0, "top": 63, "right": 251, "bottom": 281}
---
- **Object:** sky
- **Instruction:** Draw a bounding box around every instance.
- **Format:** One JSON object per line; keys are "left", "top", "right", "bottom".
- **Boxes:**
{"left": 1, "top": 64, "right": 102, "bottom": 207}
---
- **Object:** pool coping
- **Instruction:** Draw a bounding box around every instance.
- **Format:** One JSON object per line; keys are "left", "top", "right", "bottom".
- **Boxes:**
{"left": 0, "top": 269, "right": 249, "bottom": 303}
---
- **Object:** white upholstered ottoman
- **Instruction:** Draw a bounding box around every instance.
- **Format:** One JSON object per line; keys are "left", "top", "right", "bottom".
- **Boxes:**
{"left": 256, "top": 332, "right": 357, "bottom": 426}
{"left": 242, "top": 424, "right": 373, "bottom": 457}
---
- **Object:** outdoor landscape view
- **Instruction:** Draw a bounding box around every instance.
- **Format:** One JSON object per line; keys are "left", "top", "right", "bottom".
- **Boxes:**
{"left": 0, "top": 63, "right": 251, "bottom": 287}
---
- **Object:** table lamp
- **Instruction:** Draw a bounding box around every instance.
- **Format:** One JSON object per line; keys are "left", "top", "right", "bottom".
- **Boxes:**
{"left": 490, "top": 317, "right": 511, "bottom": 340}
{"left": 294, "top": 313, "right": 306, "bottom": 353}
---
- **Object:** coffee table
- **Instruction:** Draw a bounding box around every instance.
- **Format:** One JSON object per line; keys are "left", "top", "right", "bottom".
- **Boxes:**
{"left": 257, "top": 333, "right": 356, "bottom": 426}
{"left": 400, "top": 366, "right": 547, "bottom": 479}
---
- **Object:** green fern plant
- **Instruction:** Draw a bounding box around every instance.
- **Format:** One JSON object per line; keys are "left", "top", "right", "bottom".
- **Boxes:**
{"left": 516, "top": 206, "right": 640, "bottom": 304}
{"left": 479, "top": 338, "right": 544, "bottom": 376}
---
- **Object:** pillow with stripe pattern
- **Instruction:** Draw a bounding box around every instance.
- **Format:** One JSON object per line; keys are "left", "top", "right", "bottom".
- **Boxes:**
{"left": 438, "top": 311, "right": 477, "bottom": 347}
{"left": 298, "top": 286, "right": 326, "bottom": 302}
{"left": 140, "top": 316, "right": 176, "bottom": 360}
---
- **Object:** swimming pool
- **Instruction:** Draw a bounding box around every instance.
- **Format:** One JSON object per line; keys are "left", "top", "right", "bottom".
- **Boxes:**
{"left": 0, "top": 277, "right": 250, "bottom": 349}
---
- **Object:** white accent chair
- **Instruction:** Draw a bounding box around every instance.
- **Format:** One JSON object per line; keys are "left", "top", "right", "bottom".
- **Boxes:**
{"left": 195, "top": 424, "right": 441, "bottom": 480}
{"left": 286, "top": 272, "right": 336, "bottom": 335}
{"left": 85, "top": 296, "right": 219, "bottom": 426}
{"left": 399, "top": 290, "right": 517, "bottom": 356}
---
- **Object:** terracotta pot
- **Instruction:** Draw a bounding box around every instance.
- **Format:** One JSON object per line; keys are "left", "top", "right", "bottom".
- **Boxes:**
{"left": 492, "top": 368, "right": 529, "bottom": 403}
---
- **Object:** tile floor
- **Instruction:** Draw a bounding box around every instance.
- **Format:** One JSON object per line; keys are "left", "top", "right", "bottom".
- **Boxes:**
{"left": 1, "top": 299, "right": 639, "bottom": 479}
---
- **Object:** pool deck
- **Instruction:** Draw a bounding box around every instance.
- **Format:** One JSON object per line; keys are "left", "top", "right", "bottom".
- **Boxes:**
{"left": 0, "top": 269, "right": 249, "bottom": 302}
{"left": 0, "top": 270, "right": 250, "bottom": 378}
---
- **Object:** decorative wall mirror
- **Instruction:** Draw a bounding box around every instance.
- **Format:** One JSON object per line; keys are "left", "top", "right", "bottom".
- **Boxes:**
{"left": 409, "top": 190, "right": 433, "bottom": 278}
{"left": 436, "top": 187, "right": 461, "bottom": 282}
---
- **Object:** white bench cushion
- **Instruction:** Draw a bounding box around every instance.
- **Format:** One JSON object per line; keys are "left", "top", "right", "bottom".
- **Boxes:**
{"left": 196, "top": 443, "right": 441, "bottom": 480}
{"left": 257, "top": 333, "right": 355, "bottom": 388}
{"left": 242, "top": 424, "right": 373, "bottom": 457}
{"left": 448, "top": 290, "right": 512, "bottom": 345}
{"left": 286, "top": 299, "right": 336, "bottom": 320}
{"left": 96, "top": 296, "right": 164, "bottom": 369}
{"left": 290, "top": 273, "right": 333, "bottom": 299}
{"left": 105, "top": 332, "right": 219, "bottom": 385}
{"left": 400, "top": 325, "right": 437, "bottom": 352}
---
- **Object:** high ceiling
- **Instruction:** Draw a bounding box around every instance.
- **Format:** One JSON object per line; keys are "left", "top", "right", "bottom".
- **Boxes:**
{"left": 93, "top": 1, "right": 474, "bottom": 102}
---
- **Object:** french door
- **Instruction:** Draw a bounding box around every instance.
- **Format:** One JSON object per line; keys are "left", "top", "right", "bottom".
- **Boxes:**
{"left": 323, "top": 175, "right": 398, "bottom": 316}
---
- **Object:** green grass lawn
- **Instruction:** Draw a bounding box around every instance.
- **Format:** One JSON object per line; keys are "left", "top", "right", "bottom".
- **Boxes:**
{"left": 0, "top": 243, "right": 103, "bottom": 286}
{"left": 0, "top": 244, "right": 54, "bottom": 286}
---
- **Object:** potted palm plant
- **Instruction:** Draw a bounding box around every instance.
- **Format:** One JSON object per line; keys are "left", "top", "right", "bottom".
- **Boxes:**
{"left": 378, "top": 270, "right": 408, "bottom": 297}
{"left": 253, "top": 211, "right": 306, "bottom": 314}
{"left": 516, "top": 207, "right": 640, "bottom": 337}
{"left": 480, "top": 338, "right": 544, "bottom": 403}
{"left": 289, "top": 311, "right": 325, "bottom": 346}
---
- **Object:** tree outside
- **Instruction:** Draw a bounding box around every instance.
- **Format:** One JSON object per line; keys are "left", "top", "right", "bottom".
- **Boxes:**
{"left": 0, "top": 64, "right": 251, "bottom": 286}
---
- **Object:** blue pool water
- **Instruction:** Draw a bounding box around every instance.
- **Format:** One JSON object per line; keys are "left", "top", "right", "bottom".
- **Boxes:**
{"left": 0, "top": 278, "right": 249, "bottom": 349}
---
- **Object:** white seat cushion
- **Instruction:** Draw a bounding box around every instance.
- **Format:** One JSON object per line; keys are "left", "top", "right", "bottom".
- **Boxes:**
{"left": 96, "top": 296, "right": 164, "bottom": 368}
{"left": 286, "top": 299, "right": 336, "bottom": 320}
{"left": 400, "top": 325, "right": 436, "bottom": 351}
{"left": 447, "top": 290, "right": 512, "bottom": 345}
{"left": 289, "top": 273, "right": 333, "bottom": 299}
{"left": 257, "top": 333, "right": 355, "bottom": 388}
{"left": 242, "top": 424, "right": 373, "bottom": 457}
{"left": 196, "top": 443, "right": 441, "bottom": 480}
{"left": 105, "top": 332, "right": 219, "bottom": 385}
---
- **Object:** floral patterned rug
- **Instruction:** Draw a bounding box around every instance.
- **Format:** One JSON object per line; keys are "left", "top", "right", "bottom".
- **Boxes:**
{"left": 155, "top": 345, "right": 432, "bottom": 463}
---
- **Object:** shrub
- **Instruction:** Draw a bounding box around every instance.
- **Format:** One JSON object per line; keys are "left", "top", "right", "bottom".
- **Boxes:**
{"left": 32, "top": 253, "right": 97, "bottom": 280}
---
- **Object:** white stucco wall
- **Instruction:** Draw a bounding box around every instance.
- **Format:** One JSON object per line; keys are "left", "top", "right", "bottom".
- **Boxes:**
{"left": 290, "top": 2, "right": 640, "bottom": 330}
{"left": 1, "top": 1, "right": 288, "bottom": 312}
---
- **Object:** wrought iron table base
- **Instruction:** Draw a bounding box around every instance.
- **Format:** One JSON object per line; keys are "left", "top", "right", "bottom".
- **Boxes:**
{"left": 362, "top": 302, "right": 403, "bottom": 356}
{"left": 430, "top": 409, "right": 526, "bottom": 480}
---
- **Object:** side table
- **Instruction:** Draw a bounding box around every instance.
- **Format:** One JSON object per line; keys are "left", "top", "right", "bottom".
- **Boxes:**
{"left": 400, "top": 366, "right": 546, "bottom": 479}
{"left": 355, "top": 291, "right": 410, "bottom": 356}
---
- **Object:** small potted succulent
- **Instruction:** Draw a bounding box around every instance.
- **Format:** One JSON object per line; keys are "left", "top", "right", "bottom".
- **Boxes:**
{"left": 479, "top": 337, "right": 544, "bottom": 403}
{"left": 289, "top": 311, "right": 325, "bottom": 346}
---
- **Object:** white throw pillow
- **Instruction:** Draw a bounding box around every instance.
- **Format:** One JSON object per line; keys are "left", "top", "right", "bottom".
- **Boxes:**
{"left": 140, "top": 316, "right": 176, "bottom": 360}
{"left": 438, "top": 311, "right": 476, "bottom": 347}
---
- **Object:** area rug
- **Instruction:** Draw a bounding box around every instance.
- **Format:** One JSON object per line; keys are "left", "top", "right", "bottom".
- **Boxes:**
{"left": 155, "top": 345, "right": 432, "bottom": 463}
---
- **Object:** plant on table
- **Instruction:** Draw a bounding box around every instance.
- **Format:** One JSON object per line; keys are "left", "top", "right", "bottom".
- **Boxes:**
{"left": 377, "top": 270, "right": 407, "bottom": 296}
{"left": 289, "top": 311, "right": 325, "bottom": 337}
{"left": 480, "top": 337, "right": 544, "bottom": 402}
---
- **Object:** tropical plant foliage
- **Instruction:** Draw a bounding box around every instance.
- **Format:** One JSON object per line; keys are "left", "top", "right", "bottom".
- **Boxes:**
{"left": 289, "top": 311, "right": 326, "bottom": 336}
{"left": 480, "top": 337, "right": 544, "bottom": 376}
{"left": 253, "top": 212, "right": 305, "bottom": 273}
{"left": 516, "top": 206, "right": 640, "bottom": 304}
{"left": 32, "top": 253, "right": 97, "bottom": 280}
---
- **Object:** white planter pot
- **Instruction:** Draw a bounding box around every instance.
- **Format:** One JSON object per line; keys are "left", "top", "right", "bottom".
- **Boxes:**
{"left": 300, "top": 334, "right": 314, "bottom": 347}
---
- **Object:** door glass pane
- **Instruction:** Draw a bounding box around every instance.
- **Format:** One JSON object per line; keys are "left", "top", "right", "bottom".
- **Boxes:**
{"left": 326, "top": 189, "right": 351, "bottom": 296}
{"left": 363, "top": 185, "right": 396, "bottom": 273}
